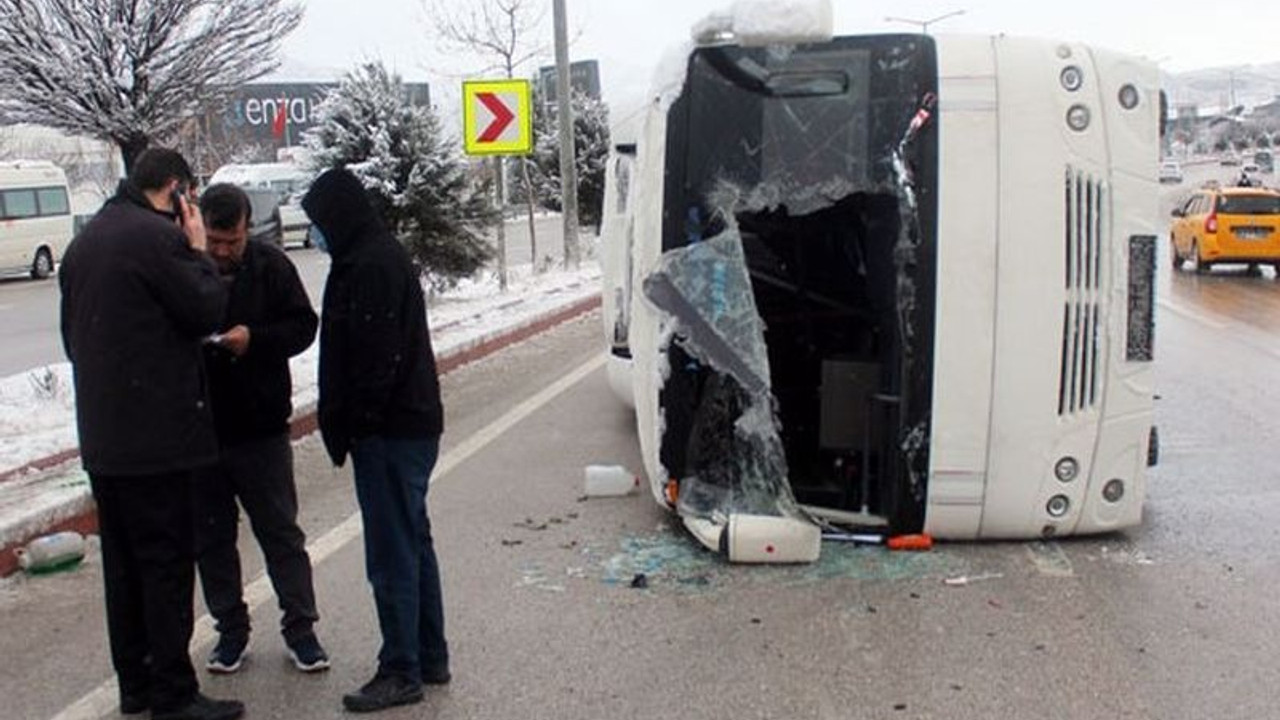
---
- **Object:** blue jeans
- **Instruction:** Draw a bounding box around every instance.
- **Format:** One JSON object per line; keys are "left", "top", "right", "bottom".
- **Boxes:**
{"left": 351, "top": 435, "right": 448, "bottom": 679}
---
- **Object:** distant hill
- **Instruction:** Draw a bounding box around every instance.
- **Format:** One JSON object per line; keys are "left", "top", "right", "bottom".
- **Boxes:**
{"left": 1164, "top": 64, "right": 1280, "bottom": 112}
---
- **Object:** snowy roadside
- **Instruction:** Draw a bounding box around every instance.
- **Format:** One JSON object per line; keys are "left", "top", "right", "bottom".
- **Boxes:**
{"left": 0, "top": 261, "right": 603, "bottom": 482}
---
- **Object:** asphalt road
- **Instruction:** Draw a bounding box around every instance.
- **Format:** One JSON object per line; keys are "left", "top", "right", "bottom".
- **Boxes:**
{"left": 3, "top": 167, "right": 1280, "bottom": 719}
{"left": 0, "top": 214, "right": 574, "bottom": 378}
{"left": 1, "top": 226, "right": 1279, "bottom": 719}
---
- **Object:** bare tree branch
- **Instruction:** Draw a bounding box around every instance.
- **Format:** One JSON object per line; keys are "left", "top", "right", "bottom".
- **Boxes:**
{"left": 0, "top": 0, "right": 303, "bottom": 170}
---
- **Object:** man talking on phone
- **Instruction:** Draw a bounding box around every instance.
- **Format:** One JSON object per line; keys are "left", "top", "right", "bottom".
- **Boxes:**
{"left": 194, "top": 183, "right": 326, "bottom": 676}
{"left": 60, "top": 148, "right": 243, "bottom": 720}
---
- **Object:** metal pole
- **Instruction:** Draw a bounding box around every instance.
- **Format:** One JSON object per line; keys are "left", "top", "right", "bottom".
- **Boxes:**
{"left": 494, "top": 157, "right": 508, "bottom": 291}
{"left": 553, "top": 0, "right": 580, "bottom": 269}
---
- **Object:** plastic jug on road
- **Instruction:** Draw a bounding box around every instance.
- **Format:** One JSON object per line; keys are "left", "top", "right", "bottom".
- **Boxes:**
{"left": 17, "top": 530, "right": 86, "bottom": 574}
{"left": 583, "top": 465, "right": 639, "bottom": 497}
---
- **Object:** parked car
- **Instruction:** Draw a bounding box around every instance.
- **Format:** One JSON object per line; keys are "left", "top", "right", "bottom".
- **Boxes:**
{"left": 209, "top": 162, "right": 312, "bottom": 248}
{"left": 1254, "top": 150, "right": 1274, "bottom": 174}
{"left": 1220, "top": 152, "right": 1241, "bottom": 166}
{"left": 242, "top": 187, "right": 283, "bottom": 248}
{"left": 1158, "top": 161, "right": 1183, "bottom": 184}
{"left": 278, "top": 194, "right": 311, "bottom": 248}
{"left": 1169, "top": 186, "right": 1280, "bottom": 274}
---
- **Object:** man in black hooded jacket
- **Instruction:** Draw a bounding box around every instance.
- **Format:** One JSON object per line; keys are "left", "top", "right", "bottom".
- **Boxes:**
{"left": 302, "top": 167, "right": 449, "bottom": 713}
{"left": 60, "top": 148, "right": 244, "bottom": 720}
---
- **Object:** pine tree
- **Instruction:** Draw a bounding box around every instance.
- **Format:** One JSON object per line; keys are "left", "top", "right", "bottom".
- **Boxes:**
{"left": 522, "top": 88, "right": 612, "bottom": 230}
{"left": 304, "top": 62, "right": 496, "bottom": 290}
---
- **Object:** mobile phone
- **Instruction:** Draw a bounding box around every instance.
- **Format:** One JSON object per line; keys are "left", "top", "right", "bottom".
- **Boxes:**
{"left": 171, "top": 183, "right": 189, "bottom": 227}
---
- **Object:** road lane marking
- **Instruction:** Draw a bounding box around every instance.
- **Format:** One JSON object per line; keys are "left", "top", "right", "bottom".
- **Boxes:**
{"left": 49, "top": 352, "right": 606, "bottom": 720}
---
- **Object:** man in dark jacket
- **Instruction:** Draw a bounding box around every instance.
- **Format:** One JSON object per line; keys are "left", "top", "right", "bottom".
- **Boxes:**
{"left": 194, "top": 184, "right": 327, "bottom": 675}
{"left": 59, "top": 149, "right": 244, "bottom": 720}
{"left": 302, "top": 168, "right": 449, "bottom": 713}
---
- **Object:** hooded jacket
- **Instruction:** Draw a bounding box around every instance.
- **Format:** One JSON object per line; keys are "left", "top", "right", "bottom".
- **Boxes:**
{"left": 59, "top": 181, "right": 227, "bottom": 475}
{"left": 302, "top": 168, "right": 443, "bottom": 466}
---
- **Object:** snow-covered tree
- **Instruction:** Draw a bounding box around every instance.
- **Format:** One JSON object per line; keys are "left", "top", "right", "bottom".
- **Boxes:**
{"left": 0, "top": 0, "right": 302, "bottom": 171}
{"left": 522, "top": 88, "right": 611, "bottom": 230}
{"left": 304, "top": 62, "right": 496, "bottom": 290}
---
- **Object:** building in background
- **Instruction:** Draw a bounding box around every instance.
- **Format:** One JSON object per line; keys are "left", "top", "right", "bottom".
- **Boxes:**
{"left": 535, "top": 60, "right": 601, "bottom": 109}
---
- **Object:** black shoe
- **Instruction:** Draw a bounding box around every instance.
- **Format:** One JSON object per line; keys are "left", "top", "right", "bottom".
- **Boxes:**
{"left": 206, "top": 634, "right": 249, "bottom": 674}
{"left": 119, "top": 692, "right": 148, "bottom": 715}
{"left": 342, "top": 674, "right": 424, "bottom": 713}
{"left": 421, "top": 664, "right": 451, "bottom": 685}
{"left": 287, "top": 633, "right": 331, "bottom": 673}
{"left": 151, "top": 692, "right": 245, "bottom": 720}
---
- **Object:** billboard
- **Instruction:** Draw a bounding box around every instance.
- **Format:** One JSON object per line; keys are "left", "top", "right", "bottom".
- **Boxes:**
{"left": 215, "top": 82, "right": 432, "bottom": 146}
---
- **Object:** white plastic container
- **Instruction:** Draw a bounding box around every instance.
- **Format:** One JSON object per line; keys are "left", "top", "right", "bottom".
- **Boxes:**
{"left": 725, "top": 514, "right": 821, "bottom": 563}
{"left": 583, "top": 465, "right": 640, "bottom": 497}
{"left": 16, "top": 530, "right": 86, "bottom": 573}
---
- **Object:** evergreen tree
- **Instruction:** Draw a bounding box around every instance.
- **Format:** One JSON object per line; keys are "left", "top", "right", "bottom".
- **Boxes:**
{"left": 522, "top": 88, "right": 611, "bottom": 230}
{"left": 304, "top": 62, "right": 495, "bottom": 290}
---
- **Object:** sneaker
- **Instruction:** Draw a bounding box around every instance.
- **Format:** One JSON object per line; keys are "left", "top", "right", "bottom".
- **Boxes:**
{"left": 341, "top": 674, "right": 424, "bottom": 713}
{"left": 286, "top": 633, "right": 331, "bottom": 673}
{"left": 151, "top": 692, "right": 244, "bottom": 720}
{"left": 421, "top": 664, "right": 451, "bottom": 685}
{"left": 205, "top": 635, "right": 249, "bottom": 674}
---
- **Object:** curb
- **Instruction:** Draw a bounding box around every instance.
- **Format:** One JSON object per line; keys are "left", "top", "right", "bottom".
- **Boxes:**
{"left": 0, "top": 294, "right": 602, "bottom": 577}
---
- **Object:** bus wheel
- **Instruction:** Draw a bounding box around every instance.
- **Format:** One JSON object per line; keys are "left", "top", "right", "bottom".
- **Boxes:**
{"left": 1192, "top": 242, "right": 1209, "bottom": 275}
{"left": 30, "top": 247, "right": 54, "bottom": 280}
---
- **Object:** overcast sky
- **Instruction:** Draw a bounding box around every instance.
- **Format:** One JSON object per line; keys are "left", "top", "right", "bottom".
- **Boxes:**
{"left": 279, "top": 0, "right": 1280, "bottom": 123}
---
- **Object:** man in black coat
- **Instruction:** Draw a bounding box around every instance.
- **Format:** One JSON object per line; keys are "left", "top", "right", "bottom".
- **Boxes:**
{"left": 302, "top": 168, "right": 449, "bottom": 713}
{"left": 59, "top": 149, "right": 244, "bottom": 720}
{"left": 194, "top": 184, "right": 327, "bottom": 676}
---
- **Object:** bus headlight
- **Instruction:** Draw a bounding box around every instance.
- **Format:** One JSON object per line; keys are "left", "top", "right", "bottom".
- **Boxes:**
{"left": 1046, "top": 495, "right": 1071, "bottom": 518}
{"left": 1066, "top": 104, "right": 1091, "bottom": 132}
{"left": 1102, "top": 479, "right": 1126, "bottom": 503}
{"left": 1060, "top": 66, "right": 1084, "bottom": 92}
{"left": 1054, "top": 457, "right": 1079, "bottom": 483}
{"left": 1118, "top": 84, "right": 1140, "bottom": 110}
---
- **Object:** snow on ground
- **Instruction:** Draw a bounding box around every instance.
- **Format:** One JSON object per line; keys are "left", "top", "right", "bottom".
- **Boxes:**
{"left": 0, "top": 261, "right": 602, "bottom": 479}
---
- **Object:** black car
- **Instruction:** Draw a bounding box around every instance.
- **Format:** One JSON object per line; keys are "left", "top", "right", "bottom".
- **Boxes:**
{"left": 243, "top": 187, "right": 283, "bottom": 247}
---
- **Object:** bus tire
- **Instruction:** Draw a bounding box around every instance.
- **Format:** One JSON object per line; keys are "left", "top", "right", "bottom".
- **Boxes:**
{"left": 30, "top": 247, "right": 54, "bottom": 280}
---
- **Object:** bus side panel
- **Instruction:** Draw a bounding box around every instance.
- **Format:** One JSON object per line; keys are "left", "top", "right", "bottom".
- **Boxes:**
{"left": 924, "top": 36, "right": 1001, "bottom": 539}
{"left": 981, "top": 38, "right": 1111, "bottom": 538}
{"left": 629, "top": 102, "right": 676, "bottom": 506}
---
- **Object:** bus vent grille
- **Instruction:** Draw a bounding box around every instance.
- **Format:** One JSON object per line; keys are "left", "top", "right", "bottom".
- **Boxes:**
{"left": 1059, "top": 168, "right": 1104, "bottom": 416}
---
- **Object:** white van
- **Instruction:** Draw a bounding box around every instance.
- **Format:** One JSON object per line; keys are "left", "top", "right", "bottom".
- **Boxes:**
{"left": 0, "top": 160, "right": 73, "bottom": 279}
{"left": 208, "top": 163, "right": 313, "bottom": 246}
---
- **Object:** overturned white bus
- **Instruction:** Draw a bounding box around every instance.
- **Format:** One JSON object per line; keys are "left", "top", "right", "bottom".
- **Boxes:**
{"left": 600, "top": 15, "right": 1161, "bottom": 561}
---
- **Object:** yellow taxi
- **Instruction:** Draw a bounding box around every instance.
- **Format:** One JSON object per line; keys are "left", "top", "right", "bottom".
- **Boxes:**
{"left": 1170, "top": 185, "right": 1280, "bottom": 274}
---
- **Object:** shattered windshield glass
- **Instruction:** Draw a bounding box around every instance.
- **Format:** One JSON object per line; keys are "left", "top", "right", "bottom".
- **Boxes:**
{"left": 648, "top": 35, "right": 938, "bottom": 533}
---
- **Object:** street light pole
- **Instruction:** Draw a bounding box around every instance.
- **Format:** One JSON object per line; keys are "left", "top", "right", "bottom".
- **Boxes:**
{"left": 884, "top": 9, "right": 965, "bottom": 34}
{"left": 553, "top": 0, "right": 580, "bottom": 269}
